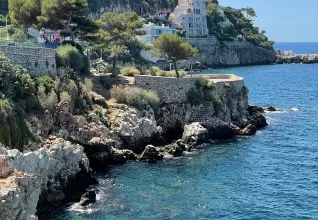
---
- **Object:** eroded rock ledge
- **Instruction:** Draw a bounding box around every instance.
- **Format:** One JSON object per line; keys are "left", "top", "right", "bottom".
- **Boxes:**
{"left": 0, "top": 137, "right": 95, "bottom": 220}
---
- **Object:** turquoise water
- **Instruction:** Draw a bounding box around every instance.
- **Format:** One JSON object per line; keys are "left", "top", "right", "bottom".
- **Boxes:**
{"left": 46, "top": 63, "right": 318, "bottom": 220}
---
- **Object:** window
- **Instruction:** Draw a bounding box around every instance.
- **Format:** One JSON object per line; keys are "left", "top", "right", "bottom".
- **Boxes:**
{"left": 187, "top": 8, "right": 192, "bottom": 14}
{"left": 189, "top": 22, "right": 193, "bottom": 28}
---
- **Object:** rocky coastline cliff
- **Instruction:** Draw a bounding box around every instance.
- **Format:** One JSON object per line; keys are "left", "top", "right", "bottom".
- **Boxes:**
{"left": 187, "top": 39, "right": 277, "bottom": 68}
{"left": 0, "top": 70, "right": 267, "bottom": 219}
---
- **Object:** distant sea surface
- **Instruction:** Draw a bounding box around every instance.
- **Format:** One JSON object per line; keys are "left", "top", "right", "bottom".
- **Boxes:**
{"left": 44, "top": 45, "right": 318, "bottom": 220}
{"left": 274, "top": 42, "right": 318, "bottom": 54}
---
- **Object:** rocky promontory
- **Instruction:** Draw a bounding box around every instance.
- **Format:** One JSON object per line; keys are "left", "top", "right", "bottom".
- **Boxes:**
{"left": 0, "top": 69, "right": 268, "bottom": 219}
{"left": 276, "top": 50, "right": 318, "bottom": 64}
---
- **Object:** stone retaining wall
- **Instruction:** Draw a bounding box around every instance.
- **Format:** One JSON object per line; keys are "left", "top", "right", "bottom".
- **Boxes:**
{"left": 135, "top": 75, "right": 200, "bottom": 103}
{"left": 135, "top": 74, "right": 244, "bottom": 104}
{"left": 0, "top": 45, "right": 57, "bottom": 76}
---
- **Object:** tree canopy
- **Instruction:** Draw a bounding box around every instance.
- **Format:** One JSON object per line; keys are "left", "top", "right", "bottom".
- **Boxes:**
{"left": 9, "top": 0, "right": 98, "bottom": 41}
{"left": 93, "top": 12, "right": 145, "bottom": 70}
{"left": 205, "top": 0, "right": 274, "bottom": 48}
{"left": 87, "top": 0, "right": 178, "bottom": 15}
{"left": 152, "top": 34, "right": 198, "bottom": 78}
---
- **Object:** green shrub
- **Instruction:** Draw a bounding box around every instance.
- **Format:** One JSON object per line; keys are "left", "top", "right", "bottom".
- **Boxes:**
{"left": 186, "top": 88, "right": 203, "bottom": 106}
{"left": 110, "top": 86, "right": 159, "bottom": 108}
{"left": 92, "top": 97, "right": 108, "bottom": 109}
{"left": 148, "top": 66, "right": 187, "bottom": 78}
{"left": 0, "top": 99, "right": 12, "bottom": 123}
{"left": 195, "top": 79, "right": 204, "bottom": 89}
{"left": 62, "top": 40, "right": 85, "bottom": 54}
{"left": 0, "top": 116, "right": 35, "bottom": 151}
{"left": 212, "top": 96, "right": 223, "bottom": 114}
{"left": 0, "top": 54, "right": 35, "bottom": 103}
{"left": 84, "top": 79, "right": 93, "bottom": 93}
{"left": 56, "top": 45, "right": 88, "bottom": 73}
{"left": 205, "top": 81, "right": 215, "bottom": 90}
{"left": 260, "top": 40, "right": 275, "bottom": 49}
{"left": 46, "top": 91, "right": 58, "bottom": 111}
{"left": 35, "top": 76, "right": 54, "bottom": 94}
{"left": 94, "top": 109, "right": 103, "bottom": 118}
{"left": 11, "top": 30, "right": 28, "bottom": 42}
{"left": 60, "top": 91, "right": 71, "bottom": 103}
{"left": 120, "top": 67, "right": 141, "bottom": 76}
{"left": 110, "top": 67, "right": 120, "bottom": 76}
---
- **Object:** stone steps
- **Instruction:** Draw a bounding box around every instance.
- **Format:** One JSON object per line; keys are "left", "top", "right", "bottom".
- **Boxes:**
{"left": 193, "top": 101, "right": 214, "bottom": 122}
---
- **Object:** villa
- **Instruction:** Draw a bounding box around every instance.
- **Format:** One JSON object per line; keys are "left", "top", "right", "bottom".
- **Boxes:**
{"left": 172, "top": 0, "right": 209, "bottom": 38}
{"left": 137, "top": 23, "right": 176, "bottom": 44}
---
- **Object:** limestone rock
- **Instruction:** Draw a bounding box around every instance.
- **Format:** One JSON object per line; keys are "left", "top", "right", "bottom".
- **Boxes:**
{"left": 111, "top": 106, "right": 162, "bottom": 153}
{"left": 182, "top": 122, "right": 208, "bottom": 143}
{"left": 138, "top": 145, "right": 163, "bottom": 162}
{"left": 0, "top": 137, "right": 92, "bottom": 220}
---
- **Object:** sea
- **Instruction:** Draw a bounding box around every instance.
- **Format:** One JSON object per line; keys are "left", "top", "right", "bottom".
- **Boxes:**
{"left": 45, "top": 42, "right": 318, "bottom": 220}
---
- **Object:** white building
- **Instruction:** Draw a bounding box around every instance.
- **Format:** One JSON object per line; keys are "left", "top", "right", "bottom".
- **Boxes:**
{"left": 173, "top": 0, "right": 209, "bottom": 38}
{"left": 137, "top": 23, "right": 176, "bottom": 44}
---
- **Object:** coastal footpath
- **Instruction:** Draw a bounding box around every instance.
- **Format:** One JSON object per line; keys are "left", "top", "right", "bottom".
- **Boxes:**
{"left": 0, "top": 72, "right": 267, "bottom": 219}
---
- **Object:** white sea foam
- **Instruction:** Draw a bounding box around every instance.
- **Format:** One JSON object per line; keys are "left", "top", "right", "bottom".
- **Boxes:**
{"left": 290, "top": 107, "right": 299, "bottom": 111}
{"left": 67, "top": 203, "right": 98, "bottom": 214}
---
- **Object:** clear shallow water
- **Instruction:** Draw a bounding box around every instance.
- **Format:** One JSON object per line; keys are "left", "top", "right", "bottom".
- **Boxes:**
{"left": 46, "top": 64, "right": 318, "bottom": 220}
{"left": 274, "top": 42, "right": 318, "bottom": 54}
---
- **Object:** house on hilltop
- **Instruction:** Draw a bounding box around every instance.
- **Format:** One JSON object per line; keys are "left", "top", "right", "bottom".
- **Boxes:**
{"left": 172, "top": 0, "right": 209, "bottom": 38}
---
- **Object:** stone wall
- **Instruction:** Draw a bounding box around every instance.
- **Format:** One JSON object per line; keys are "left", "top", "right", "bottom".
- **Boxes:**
{"left": 135, "top": 74, "right": 244, "bottom": 104}
{"left": 185, "top": 37, "right": 218, "bottom": 46}
{"left": 0, "top": 45, "right": 57, "bottom": 76}
{"left": 135, "top": 75, "right": 200, "bottom": 103}
{"left": 135, "top": 74, "right": 249, "bottom": 133}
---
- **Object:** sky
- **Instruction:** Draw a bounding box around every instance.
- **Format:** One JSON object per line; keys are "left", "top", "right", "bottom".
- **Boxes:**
{"left": 219, "top": 0, "right": 318, "bottom": 42}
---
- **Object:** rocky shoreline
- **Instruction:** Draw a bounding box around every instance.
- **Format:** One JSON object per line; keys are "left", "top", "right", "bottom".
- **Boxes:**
{"left": 276, "top": 50, "right": 318, "bottom": 64}
{"left": 0, "top": 74, "right": 269, "bottom": 220}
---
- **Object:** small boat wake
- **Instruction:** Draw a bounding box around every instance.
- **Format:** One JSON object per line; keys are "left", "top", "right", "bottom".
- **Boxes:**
{"left": 290, "top": 107, "right": 299, "bottom": 111}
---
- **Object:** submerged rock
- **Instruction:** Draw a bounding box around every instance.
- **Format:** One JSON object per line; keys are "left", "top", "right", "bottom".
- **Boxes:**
{"left": 264, "top": 106, "right": 283, "bottom": 112}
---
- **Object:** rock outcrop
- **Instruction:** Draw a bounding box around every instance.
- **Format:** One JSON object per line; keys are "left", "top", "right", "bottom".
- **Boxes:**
{"left": 276, "top": 50, "right": 318, "bottom": 64}
{"left": 79, "top": 189, "right": 99, "bottom": 206}
{"left": 191, "top": 40, "right": 277, "bottom": 67}
{"left": 182, "top": 122, "right": 208, "bottom": 143}
{"left": 0, "top": 137, "right": 93, "bottom": 220}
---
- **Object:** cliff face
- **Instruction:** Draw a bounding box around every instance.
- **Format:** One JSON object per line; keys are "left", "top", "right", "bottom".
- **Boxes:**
{"left": 0, "top": 138, "right": 91, "bottom": 220}
{"left": 186, "top": 38, "right": 277, "bottom": 68}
